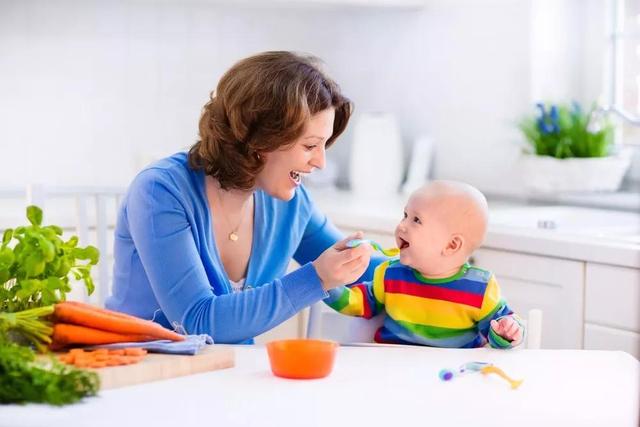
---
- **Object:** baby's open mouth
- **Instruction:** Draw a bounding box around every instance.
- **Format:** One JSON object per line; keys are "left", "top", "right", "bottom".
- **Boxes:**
{"left": 398, "top": 237, "right": 410, "bottom": 249}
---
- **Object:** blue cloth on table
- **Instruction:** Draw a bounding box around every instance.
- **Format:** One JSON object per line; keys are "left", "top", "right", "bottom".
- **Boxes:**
{"left": 89, "top": 334, "right": 214, "bottom": 355}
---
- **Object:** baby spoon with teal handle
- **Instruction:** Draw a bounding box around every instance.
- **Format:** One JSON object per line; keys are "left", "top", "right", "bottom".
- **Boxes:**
{"left": 346, "top": 239, "right": 400, "bottom": 257}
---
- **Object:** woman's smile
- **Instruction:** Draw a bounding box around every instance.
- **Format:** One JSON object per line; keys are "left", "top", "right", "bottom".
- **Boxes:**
{"left": 289, "top": 170, "right": 309, "bottom": 186}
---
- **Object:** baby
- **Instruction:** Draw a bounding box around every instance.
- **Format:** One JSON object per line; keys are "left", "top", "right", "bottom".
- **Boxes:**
{"left": 325, "top": 180, "right": 524, "bottom": 348}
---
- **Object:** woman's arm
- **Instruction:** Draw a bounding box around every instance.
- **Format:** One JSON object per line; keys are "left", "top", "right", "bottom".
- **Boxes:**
{"left": 126, "top": 171, "right": 326, "bottom": 343}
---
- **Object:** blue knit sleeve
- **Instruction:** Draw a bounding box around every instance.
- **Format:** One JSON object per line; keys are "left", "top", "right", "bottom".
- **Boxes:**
{"left": 125, "top": 171, "right": 327, "bottom": 344}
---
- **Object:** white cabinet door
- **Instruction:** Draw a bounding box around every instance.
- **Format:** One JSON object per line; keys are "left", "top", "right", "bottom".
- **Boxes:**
{"left": 584, "top": 323, "right": 640, "bottom": 360}
{"left": 585, "top": 263, "right": 640, "bottom": 333}
{"left": 583, "top": 263, "right": 640, "bottom": 357}
{"left": 472, "top": 248, "right": 585, "bottom": 349}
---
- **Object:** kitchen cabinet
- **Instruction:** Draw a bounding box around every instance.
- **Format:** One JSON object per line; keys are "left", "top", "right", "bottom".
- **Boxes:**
{"left": 584, "top": 324, "right": 640, "bottom": 359}
{"left": 470, "top": 248, "right": 585, "bottom": 349}
{"left": 584, "top": 263, "right": 640, "bottom": 359}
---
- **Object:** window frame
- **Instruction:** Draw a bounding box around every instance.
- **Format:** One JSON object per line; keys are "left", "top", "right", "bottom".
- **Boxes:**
{"left": 607, "top": 0, "right": 640, "bottom": 146}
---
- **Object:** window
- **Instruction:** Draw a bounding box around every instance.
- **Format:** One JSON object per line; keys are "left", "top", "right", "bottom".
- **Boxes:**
{"left": 607, "top": 0, "right": 640, "bottom": 145}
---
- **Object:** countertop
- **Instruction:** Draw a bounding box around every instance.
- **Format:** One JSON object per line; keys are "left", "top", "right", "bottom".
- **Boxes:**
{"left": 1, "top": 344, "right": 638, "bottom": 427}
{"left": 1, "top": 187, "right": 638, "bottom": 267}
{"left": 308, "top": 188, "right": 640, "bottom": 268}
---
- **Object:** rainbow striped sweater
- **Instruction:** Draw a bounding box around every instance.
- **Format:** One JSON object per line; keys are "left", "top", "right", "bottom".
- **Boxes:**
{"left": 324, "top": 260, "right": 523, "bottom": 348}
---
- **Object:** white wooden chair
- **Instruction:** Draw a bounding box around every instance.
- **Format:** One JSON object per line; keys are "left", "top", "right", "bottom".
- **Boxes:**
{"left": 26, "top": 184, "right": 126, "bottom": 307}
{"left": 307, "top": 302, "right": 543, "bottom": 349}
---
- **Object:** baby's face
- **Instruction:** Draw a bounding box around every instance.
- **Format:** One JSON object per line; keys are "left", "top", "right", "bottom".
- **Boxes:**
{"left": 394, "top": 192, "right": 451, "bottom": 272}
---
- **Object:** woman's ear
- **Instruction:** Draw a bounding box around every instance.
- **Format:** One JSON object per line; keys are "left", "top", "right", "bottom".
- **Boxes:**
{"left": 442, "top": 234, "right": 464, "bottom": 256}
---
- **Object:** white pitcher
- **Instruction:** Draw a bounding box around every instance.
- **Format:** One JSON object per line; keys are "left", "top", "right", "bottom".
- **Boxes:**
{"left": 349, "top": 112, "right": 403, "bottom": 197}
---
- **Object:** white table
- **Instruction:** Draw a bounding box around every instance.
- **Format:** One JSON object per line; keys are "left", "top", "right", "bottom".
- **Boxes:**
{"left": 1, "top": 345, "right": 638, "bottom": 427}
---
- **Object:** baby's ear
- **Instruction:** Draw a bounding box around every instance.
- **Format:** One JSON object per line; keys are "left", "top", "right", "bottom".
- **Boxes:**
{"left": 442, "top": 234, "right": 464, "bottom": 256}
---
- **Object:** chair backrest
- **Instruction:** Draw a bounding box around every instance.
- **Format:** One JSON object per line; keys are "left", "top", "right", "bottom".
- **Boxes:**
{"left": 307, "top": 301, "right": 384, "bottom": 344}
{"left": 307, "top": 302, "right": 384, "bottom": 343}
{"left": 523, "top": 308, "right": 543, "bottom": 350}
{"left": 26, "top": 184, "right": 126, "bottom": 307}
{"left": 307, "top": 302, "right": 543, "bottom": 349}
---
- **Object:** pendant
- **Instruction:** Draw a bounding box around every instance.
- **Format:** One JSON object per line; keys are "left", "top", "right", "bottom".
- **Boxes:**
{"left": 228, "top": 232, "right": 239, "bottom": 242}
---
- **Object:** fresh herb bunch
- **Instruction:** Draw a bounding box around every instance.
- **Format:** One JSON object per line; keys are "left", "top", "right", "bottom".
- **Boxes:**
{"left": 519, "top": 102, "right": 614, "bottom": 159}
{"left": 0, "top": 306, "right": 54, "bottom": 353}
{"left": 0, "top": 206, "right": 99, "bottom": 313}
{"left": 0, "top": 338, "right": 99, "bottom": 405}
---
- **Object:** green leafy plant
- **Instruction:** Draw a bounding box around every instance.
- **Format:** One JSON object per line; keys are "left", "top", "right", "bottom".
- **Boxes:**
{"left": 0, "top": 205, "right": 99, "bottom": 313}
{"left": 519, "top": 102, "right": 614, "bottom": 159}
{"left": 0, "top": 338, "right": 99, "bottom": 405}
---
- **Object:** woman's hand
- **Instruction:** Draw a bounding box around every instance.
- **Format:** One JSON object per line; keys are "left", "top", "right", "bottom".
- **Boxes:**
{"left": 312, "top": 232, "right": 373, "bottom": 291}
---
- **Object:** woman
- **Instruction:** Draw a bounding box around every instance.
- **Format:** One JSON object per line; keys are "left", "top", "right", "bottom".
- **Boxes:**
{"left": 106, "top": 51, "right": 378, "bottom": 343}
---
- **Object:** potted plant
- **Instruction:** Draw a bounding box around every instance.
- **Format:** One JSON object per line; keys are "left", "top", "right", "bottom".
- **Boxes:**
{"left": 518, "top": 102, "right": 632, "bottom": 193}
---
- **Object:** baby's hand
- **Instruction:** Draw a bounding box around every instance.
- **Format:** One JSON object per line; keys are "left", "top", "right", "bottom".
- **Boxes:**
{"left": 490, "top": 317, "right": 523, "bottom": 345}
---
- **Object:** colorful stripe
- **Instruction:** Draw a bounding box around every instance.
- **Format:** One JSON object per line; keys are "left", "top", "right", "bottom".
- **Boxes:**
{"left": 375, "top": 319, "right": 486, "bottom": 348}
{"left": 352, "top": 285, "right": 372, "bottom": 318}
{"left": 384, "top": 292, "right": 477, "bottom": 329}
{"left": 478, "top": 275, "right": 501, "bottom": 319}
{"left": 385, "top": 264, "right": 488, "bottom": 295}
{"left": 325, "top": 288, "right": 351, "bottom": 312}
{"left": 385, "top": 279, "right": 484, "bottom": 308}
{"left": 372, "top": 261, "right": 389, "bottom": 305}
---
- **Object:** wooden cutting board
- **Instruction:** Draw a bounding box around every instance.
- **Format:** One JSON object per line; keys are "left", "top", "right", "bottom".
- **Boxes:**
{"left": 95, "top": 345, "right": 235, "bottom": 390}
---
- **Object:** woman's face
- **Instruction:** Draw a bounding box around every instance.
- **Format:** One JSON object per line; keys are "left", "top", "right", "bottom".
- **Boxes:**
{"left": 255, "top": 108, "right": 335, "bottom": 200}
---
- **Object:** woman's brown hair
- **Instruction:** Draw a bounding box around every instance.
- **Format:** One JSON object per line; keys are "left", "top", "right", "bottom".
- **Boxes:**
{"left": 189, "top": 51, "right": 352, "bottom": 191}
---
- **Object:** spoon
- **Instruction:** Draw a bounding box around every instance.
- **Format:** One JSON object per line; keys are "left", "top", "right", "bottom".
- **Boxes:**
{"left": 346, "top": 239, "right": 400, "bottom": 257}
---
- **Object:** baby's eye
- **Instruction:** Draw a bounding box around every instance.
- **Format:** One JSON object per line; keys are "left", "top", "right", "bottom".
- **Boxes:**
{"left": 413, "top": 217, "right": 422, "bottom": 224}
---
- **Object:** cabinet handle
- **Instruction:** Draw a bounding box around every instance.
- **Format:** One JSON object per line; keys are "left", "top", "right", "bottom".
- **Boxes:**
{"left": 468, "top": 256, "right": 476, "bottom": 265}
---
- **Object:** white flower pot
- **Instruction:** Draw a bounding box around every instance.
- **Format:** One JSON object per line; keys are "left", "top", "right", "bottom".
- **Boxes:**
{"left": 520, "top": 150, "right": 632, "bottom": 193}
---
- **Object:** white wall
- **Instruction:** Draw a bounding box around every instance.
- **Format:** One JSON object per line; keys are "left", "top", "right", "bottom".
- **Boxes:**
{"left": 0, "top": 0, "right": 606, "bottom": 195}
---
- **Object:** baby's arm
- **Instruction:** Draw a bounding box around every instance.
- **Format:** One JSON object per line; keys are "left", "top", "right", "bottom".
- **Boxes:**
{"left": 490, "top": 317, "right": 523, "bottom": 345}
{"left": 476, "top": 275, "right": 525, "bottom": 349}
{"left": 324, "top": 281, "right": 382, "bottom": 319}
{"left": 323, "top": 261, "right": 388, "bottom": 319}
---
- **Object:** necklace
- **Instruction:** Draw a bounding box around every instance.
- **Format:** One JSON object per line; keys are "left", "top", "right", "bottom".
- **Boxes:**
{"left": 213, "top": 187, "right": 251, "bottom": 242}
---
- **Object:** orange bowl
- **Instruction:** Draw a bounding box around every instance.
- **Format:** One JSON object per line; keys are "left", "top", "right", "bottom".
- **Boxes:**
{"left": 266, "top": 339, "right": 338, "bottom": 379}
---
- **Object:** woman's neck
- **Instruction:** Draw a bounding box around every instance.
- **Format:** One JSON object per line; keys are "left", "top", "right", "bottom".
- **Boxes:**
{"left": 207, "top": 176, "right": 254, "bottom": 212}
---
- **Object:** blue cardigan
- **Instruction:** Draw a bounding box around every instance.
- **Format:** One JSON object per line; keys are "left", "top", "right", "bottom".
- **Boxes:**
{"left": 106, "top": 152, "right": 380, "bottom": 344}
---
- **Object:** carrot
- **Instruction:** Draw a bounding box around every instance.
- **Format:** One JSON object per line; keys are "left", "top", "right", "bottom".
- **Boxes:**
{"left": 57, "top": 347, "right": 148, "bottom": 369}
{"left": 63, "top": 301, "right": 145, "bottom": 322}
{"left": 52, "top": 323, "right": 157, "bottom": 347}
{"left": 54, "top": 302, "right": 184, "bottom": 342}
{"left": 123, "top": 347, "right": 147, "bottom": 356}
